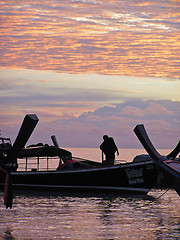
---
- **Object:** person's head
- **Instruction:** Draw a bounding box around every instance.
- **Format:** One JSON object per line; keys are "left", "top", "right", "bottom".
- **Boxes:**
{"left": 103, "top": 135, "right": 108, "bottom": 140}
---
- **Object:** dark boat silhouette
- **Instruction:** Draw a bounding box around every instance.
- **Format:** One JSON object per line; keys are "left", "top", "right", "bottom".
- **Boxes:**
{"left": 1, "top": 115, "right": 179, "bottom": 208}
{"left": 134, "top": 124, "right": 180, "bottom": 196}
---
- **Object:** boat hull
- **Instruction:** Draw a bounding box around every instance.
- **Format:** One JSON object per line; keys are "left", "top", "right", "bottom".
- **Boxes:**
{"left": 160, "top": 159, "right": 180, "bottom": 196}
{"left": 1, "top": 160, "right": 159, "bottom": 194}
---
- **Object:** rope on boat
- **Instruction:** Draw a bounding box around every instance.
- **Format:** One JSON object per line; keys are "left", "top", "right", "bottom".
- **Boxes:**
{"left": 69, "top": 156, "right": 98, "bottom": 168}
{"left": 156, "top": 188, "right": 170, "bottom": 200}
{"left": 71, "top": 156, "right": 92, "bottom": 162}
{"left": 72, "top": 157, "right": 126, "bottom": 165}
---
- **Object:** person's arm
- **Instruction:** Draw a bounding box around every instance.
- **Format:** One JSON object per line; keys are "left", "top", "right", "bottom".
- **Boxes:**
{"left": 116, "top": 149, "right": 119, "bottom": 156}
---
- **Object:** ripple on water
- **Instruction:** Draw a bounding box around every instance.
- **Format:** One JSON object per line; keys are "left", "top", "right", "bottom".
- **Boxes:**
{"left": 0, "top": 189, "right": 180, "bottom": 239}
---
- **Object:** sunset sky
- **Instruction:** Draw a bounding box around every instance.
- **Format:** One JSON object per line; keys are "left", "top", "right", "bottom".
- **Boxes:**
{"left": 0, "top": 0, "right": 180, "bottom": 150}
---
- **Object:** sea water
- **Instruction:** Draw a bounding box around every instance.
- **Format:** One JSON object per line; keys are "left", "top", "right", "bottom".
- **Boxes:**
{"left": 0, "top": 148, "right": 180, "bottom": 239}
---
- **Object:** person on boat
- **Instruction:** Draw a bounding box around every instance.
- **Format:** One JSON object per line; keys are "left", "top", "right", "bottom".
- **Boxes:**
{"left": 100, "top": 135, "right": 119, "bottom": 165}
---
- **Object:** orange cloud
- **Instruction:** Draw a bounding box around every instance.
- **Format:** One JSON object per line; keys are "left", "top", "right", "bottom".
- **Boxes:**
{"left": 0, "top": 0, "right": 179, "bottom": 78}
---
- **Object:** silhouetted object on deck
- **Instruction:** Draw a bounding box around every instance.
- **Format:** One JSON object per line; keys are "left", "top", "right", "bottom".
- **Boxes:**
{"left": 100, "top": 135, "right": 119, "bottom": 165}
{"left": 56, "top": 157, "right": 80, "bottom": 170}
{"left": 51, "top": 135, "right": 60, "bottom": 148}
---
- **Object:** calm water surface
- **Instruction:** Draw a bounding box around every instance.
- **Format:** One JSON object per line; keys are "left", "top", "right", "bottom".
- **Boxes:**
{"left": 1, "top": 148, "right": 180, "bottom": 239}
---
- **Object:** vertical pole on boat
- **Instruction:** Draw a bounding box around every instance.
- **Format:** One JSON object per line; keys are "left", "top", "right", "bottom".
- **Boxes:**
{"left": 51, "top": 135, "right": 62, "bottom": 165}
{"left": 37, "top": 156, "right": 39, "bottom": 171}
{"left": 47, "top": 156, "right": 49, "bottom": 171}
{"left": 26, "top": 157, "right": 27, "bottom": 171}
{"left": 102, "top": 151, "right": 104, "bottom": 164}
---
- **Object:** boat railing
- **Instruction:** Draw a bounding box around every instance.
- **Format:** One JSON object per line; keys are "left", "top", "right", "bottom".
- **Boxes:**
{"left": 17, "top": 156, "right": 60, "bottom": 171}
{"left": 17, "top": 156, "right": 129, "bottom": 171}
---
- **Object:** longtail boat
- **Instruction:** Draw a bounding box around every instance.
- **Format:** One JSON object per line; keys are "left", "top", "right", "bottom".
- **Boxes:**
{"left": 0, "top": 115, "right": 179, "bottom": 208}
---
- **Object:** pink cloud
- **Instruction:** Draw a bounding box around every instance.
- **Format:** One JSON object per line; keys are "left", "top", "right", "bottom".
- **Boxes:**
{"left": 122, "top": 106, "right": 145, "bottom": 117}
{"left": 145, "top": 102, "right": 172, "bottom": 115}
{"left": 120, "top": 102, "right": 173, "bottom": 118}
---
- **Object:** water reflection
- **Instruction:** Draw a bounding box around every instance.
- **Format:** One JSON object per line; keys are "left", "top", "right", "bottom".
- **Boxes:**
{"left": 0, "top": 190, "right": 179, "bottom": 239}
{"left": 3, "top": 227, "right": 15, "bottom": 240}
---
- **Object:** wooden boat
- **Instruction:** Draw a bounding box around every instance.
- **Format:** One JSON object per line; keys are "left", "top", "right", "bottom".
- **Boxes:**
{"left": 134, "top": 124, "right": 180, "bottom": 196}
{"left": 1, "top": 140, "right": 159, "bottom": 194}
{"left": 0, "top": 114, "right": 179, "bottom": 208}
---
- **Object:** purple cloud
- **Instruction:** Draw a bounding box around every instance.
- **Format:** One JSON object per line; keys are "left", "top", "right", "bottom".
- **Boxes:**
{"left": 12, "top": 99, "right": 178, "bottom": 149}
